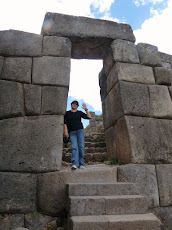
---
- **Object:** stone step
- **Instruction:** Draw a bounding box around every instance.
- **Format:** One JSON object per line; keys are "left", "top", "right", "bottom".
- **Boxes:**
{"left": 63, "top": 147, "right": 107, "bottom": 154}
{"left": 85, "top": 142, "right": 106, "bottom": 148}
{"left": 67, "top": 183, "right": 139, "bottom": 196}
{"left": 62, "top": 152, "right": 107, "bottom": 163}
{"left": 68, "top": 195, "right": 148, "bottom": 216}
{"left": 69, "top": 213, "right": 162, "bottom": 230}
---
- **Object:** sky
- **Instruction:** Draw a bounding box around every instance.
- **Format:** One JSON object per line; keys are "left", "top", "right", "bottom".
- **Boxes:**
{"left": 0, "top": 0, "right": 172, "bottom": 127}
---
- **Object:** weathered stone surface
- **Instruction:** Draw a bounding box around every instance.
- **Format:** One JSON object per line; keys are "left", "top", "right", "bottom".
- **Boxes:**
{"left": 0, "top": 30, "right": 42, "bottom": 56}
{"left": 116, "top": 116, "right": 172, "bottom": 164}
{"left": 42, "top": 13, "right": 135, "bottom": 41}
{"left": 108, "top": 81, "right": 149, "bottom": 125}
{"left": 118, "top": 164, "right": 159, "bottom": 207}
{"left": 0, "top": 172, "right": 37, "bottom": 213}
{"left": 159, "top": 52, "right": 172, "bottom": 63}
{"left": 0, "top": 56, "right": 4, "bottom": 75}
{"left": 102, "top": 94, "right": 112, "bottom": 131}
{"left": 105, "top": 126, "right": 117, "bottom": 159}
{"left": 99, "top": 68, "right": 107, "bottom": 88}
{"left": 25, "top": 213, "right": 61, "bottom": 230}
{"left": 148, "top": 85, "right": 172, "bottom": 118}
{"left": 137, "top": 43, "right": 162, "bottom": 67}
{"left": 156, "top": 164, "right": 172, "bottom": 206}
{"left": 32, "top": 56, "right": 70, "bottom": 87}
{"left": 42, "top": 86, "right": 68, "bottom": 115}
{"left": 153, "top": 206, "right": 172, "bottom": 230}
{"left": 169, "top": 86, "right": 172, "bottom": 98}
{"left": 1, "top": 57, "right": 32, "bottom": 83}
{"left": 13, "top": 228, "right": 29, "bottom": 230}
{"left": 43, "top": 36, "right": 71, "bottom": 57}
{"left": 24, "top": 84, "right": 41, "bottom": 115}
{"left": 0, "top": 115, "right": 63, "bottom": 172}
{"left": 107, "top": 63, "right": 155, "bottom": 93}
{"left": 37, "top": 166, "right": 117, "bottom": 215}
{"left": 0, "top": 80, "right": 24, "bottom": 119}
{"left": 100, "top": 79, "right": 107, "bottom": 102}
{"left": 154, "top": 67, "right": 172, "bottom": 85}
{"left": 162, "top": 62, "right": 171, "bottom": 69}
{"left": 0, "top": 214, "right": 24, "bottom": 230}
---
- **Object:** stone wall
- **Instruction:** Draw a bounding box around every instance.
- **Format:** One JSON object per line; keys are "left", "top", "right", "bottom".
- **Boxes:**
{"left": 0, "top": 12, "right": 172, "bottom": 229}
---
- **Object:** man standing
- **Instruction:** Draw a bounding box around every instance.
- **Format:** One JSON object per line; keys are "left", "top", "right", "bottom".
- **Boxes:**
{"left": 64, "top": 100, "right": 91, "bottom": 169}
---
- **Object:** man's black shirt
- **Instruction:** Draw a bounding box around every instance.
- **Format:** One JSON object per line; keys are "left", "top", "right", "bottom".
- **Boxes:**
{"left": 64, "top": 110, "right": 90, "bottom": 132}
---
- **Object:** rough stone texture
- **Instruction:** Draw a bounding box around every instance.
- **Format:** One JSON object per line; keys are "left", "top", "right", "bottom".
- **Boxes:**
{"left": 0, "top": 30, "right": 42, "bottom": 56}
{"left": 32, "top": 56, "right": 70, "bottom": 87}
{"left": 154, "top": 67, "right": 172, "bottom": 85}
{"left": 104, "top": 40, "right": 140, "bottom": 76}
{"left": 0, "top": 56, "right": 4, "bottom": 75}
{"left": 156, "top": 164, "right": 172, "bottom": 206}
{"left": 169, "top": 86, "right": 172, "bottom": 98}
{"left": 24, "top": 84, "right": 42, "bottom": 115}
{"left": 13, "top": 228, "right": 29, "bottom": 230}
{"left": 159, "top": 52, "right": 172, "bottom": 63}
{"left": 1, "top": 57, "right": 32, "bottom": 83}
{"left": 43, "top": 36, "right": 71, "bottom": 57}
{"left": 148, "top": 85, "right": 172, "bottom": 118}
{"left": 118, "top": 164, "right": 159, "bottom": 207}
{"left": 107, "top": 63, "right": 155, "bottom": 93}
{"left": 42, "top": 86, "right": 68, "bottom": 115}
{"left": 102, "top": 94, "right": 112, "bottom": 131}
{"left": 0, "top": 80, "right": 24, "bottom": 119}
{"left": 99, "top": 68, "right": 107, "bottom": 88}
{"left": 25, "top": 213, "right": 61, "bottom": 230}
{"left": 153, "top": 206, "right": 172, "bottom": 230}
{"left": 42, "top": 13, "right": 135, "bottom": 41}
{"left": 0, "top": 115, "right": 63, "bottom": 172}
{"left": 162, "top": 62, "right": 171, "bottom": 69}
{"left": 108, "top": 81, "right": 149, "bottom": 125}
{"left": 115, "top": 116, "right": 172, "bottom": 164}
{"left": 37, "top": 166, "right": 117, "bottom": 216}
{"left": 105, "top": 126, "right": 117, "bottom": 159}
{"left": 41, "top": 13, "right": 135, "bottom": 59}
{"left": 0, "top": 214, "right": 24, "bottom": 230}
{"left": 0, "top": 172, "right": 37, "bottom": 213}
{"left": 100, "top": 79, "right": 107, "bottom": 102}
{"left": 137, "top": 43, "right": 162, "bottom": 67}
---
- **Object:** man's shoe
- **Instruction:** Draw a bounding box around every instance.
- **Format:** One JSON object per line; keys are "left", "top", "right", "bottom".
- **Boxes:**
{"left": 79, "top": 166, "right": 85, "bottom": 169}
{"left": 71, "top": 165, "right": 77, "bottom": 170}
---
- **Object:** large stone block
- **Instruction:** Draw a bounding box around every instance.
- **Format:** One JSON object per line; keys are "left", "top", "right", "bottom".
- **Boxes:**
{"left": 107, "top": 63, "right": 155, "bottom": 93}
{"left": 43, "top": 36, "right": 71, "bottom": 57}
{"left": 159, "top": 52, "right": 172, "bottom": 63}
{"left": 32, "top": 56, "right": 70, "bottom": 87}
{"left": 100, "top": 79, "right": 107, "bottom": 102}
{"left": 42, "top": 86, "right": 68, "bottom": 115}
{"left": 137, "top": 43, "right": 162, "bottom": 67}
{"left": 153, "top": 206, "right": 172, "bottom": 230}
{"left": 162, "top": 62, "right": 171, "bottom": 69}
{"left": 169, "top": 86, "right": 172, "bottom": 98}
{"left": 156, "top": 164, "right": 172, "bottom": 206}
{"left": 0, "top": 80, "right": 24, "bottom": 119}
{"left": 42, "top": 13, "right": 135, "bottom": 41}
{"left": 0, "top": 115, "right": 63, "bottom": 172}
{"left": 0, "top": 30, "right": 42, "bottom": 56}
{"left": 118, "top": 164, "right": 159, "bottom": 207}
{"left": 116, "top": 116, "right": 172, "bottom": 164}
{"left": 37, "top": 166, "right": 117, "bottom": 216}
{"left": 154, "top": 67, "right": 172, "bottom": 85}
{"left": 99, "top": 68, "right": 107, "bottom": 88}
{"left": 24, "top": 84, "right": 42, "bottom": 115}
{"left": 1, "top": 57, "right": 32, "bottom": 83}
{"left": 104, "top": 40, "right": 139, "bottom": 76}
{"left": 109, "top": 81, "right": 149, "bottom": 124}
{"left": 148, "top": 85, "right": 172, "bottom": 118}
{"left": 102, "top": 94, "right": 112, "bottom": 131}
{"left": 0, "top": 214, "right": 24, "bottom": 230}
{"left": 0, "top": 56, "right": 4, "bottom": 75}
{"left": 105, "top": 126, "right": 117, "bottom": 159}
{"left": 0, "top": 172, "right": 37, "bottom": 213}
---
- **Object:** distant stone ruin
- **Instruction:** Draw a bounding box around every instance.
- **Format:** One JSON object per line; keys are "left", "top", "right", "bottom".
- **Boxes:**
{"left": 0, "top": 12, "right": 172, "bottom": 229}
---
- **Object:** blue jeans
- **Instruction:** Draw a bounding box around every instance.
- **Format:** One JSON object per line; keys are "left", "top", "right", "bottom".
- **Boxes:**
{"left": 69, "top": 129, "right": 85, "bottom": 167}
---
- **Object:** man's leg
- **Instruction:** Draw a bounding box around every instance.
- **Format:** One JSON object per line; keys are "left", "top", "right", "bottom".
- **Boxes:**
{"left": 69, "top": 131, "right": 79, "bottom": 168}
{"left": 77, "top": 129, "right": 85, "bottom": 167}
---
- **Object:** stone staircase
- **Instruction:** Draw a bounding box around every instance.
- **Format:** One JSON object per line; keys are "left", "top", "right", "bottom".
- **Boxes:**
{"left": 63, "top": 133, "right": 107, "bottom": 164}
{"left": 66, "top": 182, "right": 162, "bottom": 230}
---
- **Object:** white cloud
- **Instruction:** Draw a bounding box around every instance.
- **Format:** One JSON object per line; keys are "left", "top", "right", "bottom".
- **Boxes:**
{"left": 134, "top": 0, "right": 172, "bottom": 54}
{"left": 69, "top": 60, "right": 103, "bottom": 111}
{"left": 133, "top": 0, "right": 165, "bottom": 7}
{"left": 91, "top": 0, "right": 115, "bottom": 13}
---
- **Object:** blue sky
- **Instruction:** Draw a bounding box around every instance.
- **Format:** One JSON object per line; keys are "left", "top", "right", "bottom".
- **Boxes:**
{"left": 0, "top": 0, "right": 171, "bottom": 127}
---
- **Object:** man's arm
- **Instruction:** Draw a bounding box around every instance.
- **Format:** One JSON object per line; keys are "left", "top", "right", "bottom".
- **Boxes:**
{"left": 82, "top": 103, "right": 91, "bottom": 119}
{"left": 64, "top": 123, "right": 69, "bottom": 138}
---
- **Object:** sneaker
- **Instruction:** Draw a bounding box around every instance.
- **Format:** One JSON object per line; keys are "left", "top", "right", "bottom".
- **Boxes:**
{"left": 71, "top": 165, "right": 77, "bottom": 170}
{"left": 79, "top": 166, "right": 85, "bottom": 169}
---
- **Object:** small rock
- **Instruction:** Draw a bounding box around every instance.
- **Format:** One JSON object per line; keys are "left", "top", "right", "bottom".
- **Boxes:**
{"left": 46, "top": 220, "right": 57, "bottom": 230}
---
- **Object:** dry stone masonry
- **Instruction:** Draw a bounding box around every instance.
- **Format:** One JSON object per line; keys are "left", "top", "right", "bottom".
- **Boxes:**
{"left": 0, "top": 12, "right": 172, "bottom": 229}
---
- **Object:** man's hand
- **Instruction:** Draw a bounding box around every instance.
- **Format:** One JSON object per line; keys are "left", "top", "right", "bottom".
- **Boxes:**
{"left": 82, "top": 103, "right": 88, "bottom": 111}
